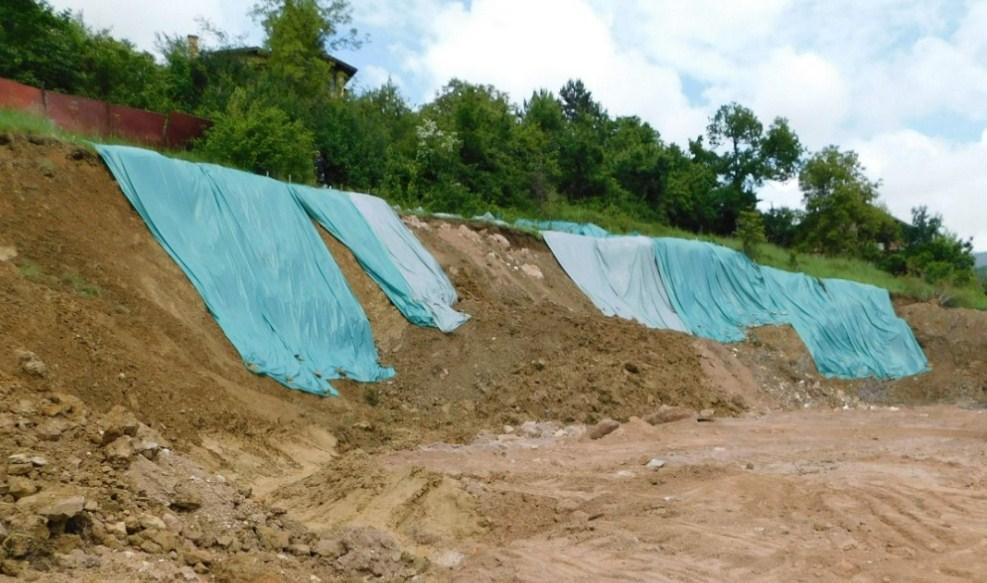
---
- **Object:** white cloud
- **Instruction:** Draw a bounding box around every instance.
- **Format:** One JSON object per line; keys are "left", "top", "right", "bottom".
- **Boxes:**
{"left": 412, "top": 0, "right": 707, "bottom": 142}
{"left": 749, "top": 49, "right": 849, "bottom": 147}
{"left": 853, "top": 129, "right": 987, "bottom": 249}
{"left": 353, "top": 64, "right": 400, "bottom": 91}
{"left": 50, "top": 0, "right": 258, "bottom": 54}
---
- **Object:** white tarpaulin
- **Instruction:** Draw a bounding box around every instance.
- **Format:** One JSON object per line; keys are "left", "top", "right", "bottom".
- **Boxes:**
{"left": 542, "top": 231, "right": 687, "bottom": 332}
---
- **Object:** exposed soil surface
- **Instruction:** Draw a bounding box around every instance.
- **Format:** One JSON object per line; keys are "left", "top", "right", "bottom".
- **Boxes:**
{"left": 1, "top": 135, "right": 986, "bottom": 581}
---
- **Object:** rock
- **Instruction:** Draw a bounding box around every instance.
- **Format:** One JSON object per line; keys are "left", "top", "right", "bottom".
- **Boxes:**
{"left": 488, "top": 233, "right": 511, "bottom": 248}
{"left": 255, "top": 525, "right": 290, "bottom": 551}
{"left": 182, "top": 548, "right": 213, "bottom": 566}
{"left": 178, "top": 566, "right": 199, "bottom": 581}
{"left": 105, "top": 521, "right": 128, "bottom": 538}
{"left": 143, "top": 528, "right": 180, "bottom": 553}
{"left": 170, "top": 482, "right": 202, "bottom": 512}
{"left": 645, "top": 458, "right": 667, "bottom": 469}
{"left": 161, "top": 512, "right": 182, "bottom": 533}
{"left": 7, "top": 459, "right": 33, "bottom": 476}
{"left": 37, "top": 495, "right": 86, "bottom": 520}
{"left": 313, "top": 537, "right": 344, "bottom": 558}
{"left": 0, "top": 246, "right": 17, "bottom": 262}
{"left": 139, "top": 514, "right": 166, "bottom": 531}
{"left": 697, "top": 408, "right": 716, "bottom": 422}
{"left": 99, "top": 405, "right": 140, "bottom": 445}
{"left": 2, "top": 533, "right": 34, "bottom": 559}
{"left": 434, "top": 549, "right": 464, "bottom": 568}
{"left": 1, "top": 558, "right": 25, "bottom": 576}
{"left": 15, "top": 351, "right": 46, "bottom": 378}
{"left": 7, "top": 477, "right": 37, "bottom": 499}
{"left": 35, "top": 418, "right": 71, "bottom": 441}
{"left": 520, "top": 263, "right": 543, "bottom": 279}
{"left": 104, "top": 436, "right": 135, "bottom": 462}
{"left": 645, "top": 405, "right": 695, "bottom": 425}
{"left": 287, "top": 543, "right": 311, "bottom": 556}
{"left": 588, "top": 418, "right": 620, "bottom": 440}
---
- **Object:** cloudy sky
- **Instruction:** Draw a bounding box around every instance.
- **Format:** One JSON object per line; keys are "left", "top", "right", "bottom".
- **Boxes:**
{"left": 52, "top": 0, "right": 987, "bottom": 249}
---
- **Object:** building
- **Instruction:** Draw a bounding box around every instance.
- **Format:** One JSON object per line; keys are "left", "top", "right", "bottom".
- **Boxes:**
{"left": 208, "top": 46, "right": 358, "bottom": 97}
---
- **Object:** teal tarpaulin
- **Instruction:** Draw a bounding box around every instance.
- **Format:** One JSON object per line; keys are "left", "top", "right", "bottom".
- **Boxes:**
{"left": 542, "top": 231, "right": 687, "bottom": 332}
{"left": 293, "top": 186, "right": 469, "bottom": 332}
{"left": 97, "top": 145, "right": 394, "bottom": 396}
{"left": 653, "top": 237, "right": 928, "bottom": 379}
{"left": 514, "top": 218, "right": 610, "bottom": 238}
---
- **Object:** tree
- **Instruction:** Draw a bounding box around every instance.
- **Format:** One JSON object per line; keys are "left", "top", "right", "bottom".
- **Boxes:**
{"left": 882, "top": 206, "right": 976, "bottom": 285}
{"left": 762, "top": 206, "right": 804, "bottom": 248}
{"left": 735, "top": 210, "right": 767, "bottom": 260}
{"left": 555, "top": 80, "right": 611, "bottom": 201}
{"left": 797, "top": 146, "right": 899, "bottom": 259}
{"left": 705, "top": 103, "right": 803, "bottom": 234}
{"left": 197, "top": 88, "right": 315, "bottom": 182}
{"left": 252, "top": 0, "right": 360, "bottom": 113}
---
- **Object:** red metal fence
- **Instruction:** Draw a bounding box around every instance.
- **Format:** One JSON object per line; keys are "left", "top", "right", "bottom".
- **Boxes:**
{"left": 0, "top": 77, "right": 210, "bottom": 149}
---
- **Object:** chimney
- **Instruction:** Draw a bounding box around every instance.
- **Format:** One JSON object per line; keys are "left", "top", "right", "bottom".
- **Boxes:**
{"left": 187, "top": 35, "right": 200, "bottom": 58}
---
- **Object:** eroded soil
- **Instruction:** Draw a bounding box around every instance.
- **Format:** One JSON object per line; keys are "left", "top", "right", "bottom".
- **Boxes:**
{"left": 2, "top": 135, "right": 987, "bottom": 581}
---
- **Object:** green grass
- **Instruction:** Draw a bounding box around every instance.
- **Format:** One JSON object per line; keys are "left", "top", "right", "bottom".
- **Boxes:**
{"left": 0, "top": 108, "right": 215, "bottom": 164}
{"left": 17, "top": 259, "right": 101, "bottom": 298}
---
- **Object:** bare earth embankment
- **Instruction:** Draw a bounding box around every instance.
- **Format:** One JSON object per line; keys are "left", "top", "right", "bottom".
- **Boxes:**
{"left": 2, "top": 135, "right": 987, "bottom": 582}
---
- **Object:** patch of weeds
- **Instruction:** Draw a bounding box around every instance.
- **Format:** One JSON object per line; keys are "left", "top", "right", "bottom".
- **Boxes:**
{"left": 17, "top": 259, "right": 47, "bottom": 283}
{"left": 363, "top": 386, "right": 381, "bottom": 407}
{"left": 61, "top": 271, "right": 101, "bottom": 298}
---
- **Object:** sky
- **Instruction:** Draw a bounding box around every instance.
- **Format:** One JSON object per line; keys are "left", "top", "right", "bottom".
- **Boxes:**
{"left": 51, "top": 0, "right": 987, "bottom": 249}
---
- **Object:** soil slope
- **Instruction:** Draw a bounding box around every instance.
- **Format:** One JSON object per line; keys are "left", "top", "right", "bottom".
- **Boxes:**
{"left": 1, "top": 135, "right": 985, "bottom": 581}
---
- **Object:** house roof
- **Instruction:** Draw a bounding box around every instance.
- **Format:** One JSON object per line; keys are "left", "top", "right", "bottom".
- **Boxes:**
{"left": 211, "top": 46, "right": 358, "bottom": 78}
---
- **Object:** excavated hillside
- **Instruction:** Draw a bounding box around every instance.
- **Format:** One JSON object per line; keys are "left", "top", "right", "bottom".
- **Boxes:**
{"left": 1, "top": 135, "right": 986, "bottom": 581}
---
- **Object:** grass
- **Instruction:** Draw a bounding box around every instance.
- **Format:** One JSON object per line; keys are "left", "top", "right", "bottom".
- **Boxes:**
{"left": 0, "top": 108, "right": 214, "bottom": 164}
{"left": 3, "top": 108, "right": 984, "bottom": 309}
{"left": 17, "top": 259, "right": 101, "bottom": 298}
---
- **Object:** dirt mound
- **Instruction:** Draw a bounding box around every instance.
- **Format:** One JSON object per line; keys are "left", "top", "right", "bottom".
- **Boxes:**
{"left": 4, "top": 135, "right": 985, "bottom": 580}
{"left": 0, "top": 136, "right": 740, "bottom": 579}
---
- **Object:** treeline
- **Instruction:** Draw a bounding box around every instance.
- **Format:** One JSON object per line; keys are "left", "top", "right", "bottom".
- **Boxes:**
{"left": 1, "top": 0, "right": 977, "bottom": 287}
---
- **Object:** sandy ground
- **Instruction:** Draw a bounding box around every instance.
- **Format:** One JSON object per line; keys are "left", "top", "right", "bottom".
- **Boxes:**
{"left": 342, "top": 406, "right": 987, "bottom": 582}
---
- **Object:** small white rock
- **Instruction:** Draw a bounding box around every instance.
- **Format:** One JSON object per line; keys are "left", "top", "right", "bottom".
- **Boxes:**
{"left": 645, "top": 458, "right": 666, "bottom": 469}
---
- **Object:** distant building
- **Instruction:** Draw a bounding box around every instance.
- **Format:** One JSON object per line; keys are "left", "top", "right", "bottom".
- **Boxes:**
{"left": 208, "top": 46, "right": 358, "bottom": 97}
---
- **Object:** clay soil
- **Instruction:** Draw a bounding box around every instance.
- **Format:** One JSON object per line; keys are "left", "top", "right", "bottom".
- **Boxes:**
{"left": 1, "top": 135, "right": 986, "bottom": 581}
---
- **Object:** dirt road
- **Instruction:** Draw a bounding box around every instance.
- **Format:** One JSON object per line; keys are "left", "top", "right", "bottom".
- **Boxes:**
{"left": 316, "top": 406, "right": 987, "bottom": 582}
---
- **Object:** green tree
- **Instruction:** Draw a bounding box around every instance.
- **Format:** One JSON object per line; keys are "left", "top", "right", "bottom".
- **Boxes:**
{"left": 252, "top": 0, "right": 359, "bottom": 108}
{"left": 197, "top": 88, "right": 315, "bottom": 182}
{"left": 556, "top": 80, "right": 611, "bottom": 201}
{"left": 882, "top": 206, "right": 976, "bottom": 285}
{"left": 0, "top": 0, "right": 87, "bottom": 91}
{"left": 706, "top": 103, "right": 803, "bottom": 234}
{"left": 762, "top": 206, "right": 804, "bottom": 248}
{"left": 423, "top": 80, "right": 531, "bottom": 209}
{"left": 735, "top": 209, "right": 767, "bottom": 260}
{"left": 660, "top": 140, "right": 720, "bottom": 232}
{"left": 797, "top": 146, "right": 899, "bottom": 259}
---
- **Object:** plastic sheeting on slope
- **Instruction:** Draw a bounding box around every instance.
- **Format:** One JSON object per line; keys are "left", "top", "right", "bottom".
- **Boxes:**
{"left": 653, "top": 238, "right": 786, "bottom": 342}
{"left": 542, "top": 231, "right": 688, "bottom": 332}
{"left": 96, "top": 144, "right": 394, "bottom": 396}
{"left": 762, "top": 267, "right": 928, "bottom": 379}
{"left": 514, "top": 218, "right": 610, "bottom": 238}
{"left": 653, "top": 237, "right": 928, "bottom": 379}
{"left": 293, "top": 186, "right": 469, "bottom": 332}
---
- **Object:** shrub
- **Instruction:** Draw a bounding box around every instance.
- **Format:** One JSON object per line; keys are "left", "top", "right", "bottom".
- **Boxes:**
{"left": 735, "top": 210, "right": 767, "bottom": 260}
{"left": 196, "top": 89, "right": 315, "bottom": 183}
